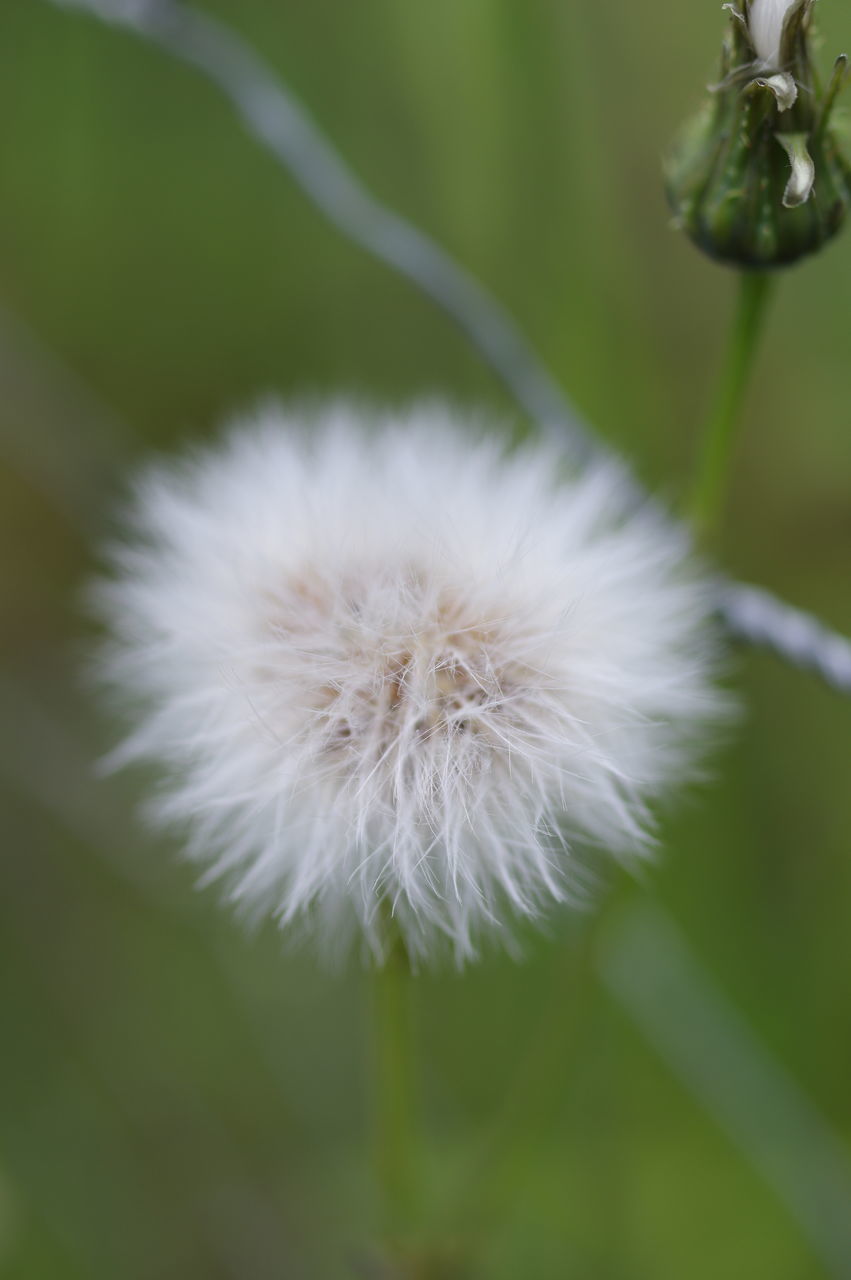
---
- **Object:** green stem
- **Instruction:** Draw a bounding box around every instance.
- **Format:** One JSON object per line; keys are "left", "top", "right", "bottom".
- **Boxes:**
{"left": 689, "top": 270, "right": 775, "bottom": 540}
{"left": 373, "top": 942, "right": 417, "bottom": 1248}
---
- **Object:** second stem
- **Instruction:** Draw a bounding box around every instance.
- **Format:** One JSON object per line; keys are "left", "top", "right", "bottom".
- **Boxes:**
{"left": 690, "top": 270, "right": 775, "bottom": 540}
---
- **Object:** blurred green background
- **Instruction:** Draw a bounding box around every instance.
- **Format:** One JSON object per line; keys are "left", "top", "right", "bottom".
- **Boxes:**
{"left": 1, "top": 2, "right": 851, "bottom": 1277}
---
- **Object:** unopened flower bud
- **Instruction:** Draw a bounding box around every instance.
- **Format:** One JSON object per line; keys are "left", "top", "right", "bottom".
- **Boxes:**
{"left": 667, "top": 0, "right": 851, "bottom": 269}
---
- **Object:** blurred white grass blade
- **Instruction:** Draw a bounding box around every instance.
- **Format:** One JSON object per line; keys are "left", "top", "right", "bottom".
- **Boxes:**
{"left": 33, "top": 1, "right": 851, "bottom": 697}
{"left": 599, "top": 902, "right": 851, "bottom": 1280}
{"left": 50, "top": 0, "right": 596, "bottom": 466}
{"left": 720, "top": 582, "right": 851, "bottom": 694}
{"left": 52, "top": 0, "right": 156, "bottom": 19}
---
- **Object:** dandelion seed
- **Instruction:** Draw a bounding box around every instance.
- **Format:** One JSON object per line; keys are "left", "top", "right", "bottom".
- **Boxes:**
{"left": 91, "top": 404, "right": 729, "bottom": 964}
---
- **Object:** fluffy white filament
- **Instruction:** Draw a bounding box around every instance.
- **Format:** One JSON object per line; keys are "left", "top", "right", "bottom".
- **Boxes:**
{"left": 92, "top": 404, "right": 728, "bottom": 964}
{"left": 748, "top": 0, "right": 798, "bottom": 66}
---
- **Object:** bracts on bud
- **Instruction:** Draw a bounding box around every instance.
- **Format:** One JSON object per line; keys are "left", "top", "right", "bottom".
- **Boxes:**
{"left": 667, "top": 0, "right": 851, "bottom": 269}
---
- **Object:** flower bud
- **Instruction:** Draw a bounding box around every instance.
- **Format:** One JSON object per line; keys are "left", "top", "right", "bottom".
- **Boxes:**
{"left": 667, "top": 0, "right": 851, "bottom": 269}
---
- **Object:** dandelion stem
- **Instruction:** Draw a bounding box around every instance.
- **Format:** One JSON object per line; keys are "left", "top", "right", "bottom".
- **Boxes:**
{"left": 373, "top": 938, "right": 418, "bottom": 1251}
{"left": 690, "top": 270, "right": 775, "bottom": 540}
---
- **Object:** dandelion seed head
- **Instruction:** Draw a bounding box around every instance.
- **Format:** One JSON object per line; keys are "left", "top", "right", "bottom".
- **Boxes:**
{"left": 92, "top": 404, "right": 729, "bottom": 965}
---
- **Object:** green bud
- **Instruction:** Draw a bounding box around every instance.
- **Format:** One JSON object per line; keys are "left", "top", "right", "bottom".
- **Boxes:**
{"left": 667, "top": 0, "right": 851, "bottom": 269}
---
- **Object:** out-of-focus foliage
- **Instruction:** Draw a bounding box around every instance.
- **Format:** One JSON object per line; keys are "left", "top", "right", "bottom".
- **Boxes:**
{"left": 1, "top": 3, "right": 850, "bottom": 1277}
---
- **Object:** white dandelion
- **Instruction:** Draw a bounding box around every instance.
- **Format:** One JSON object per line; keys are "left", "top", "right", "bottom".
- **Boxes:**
{"left": 91, "top": 403, "right": 728, "bottom": 965}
